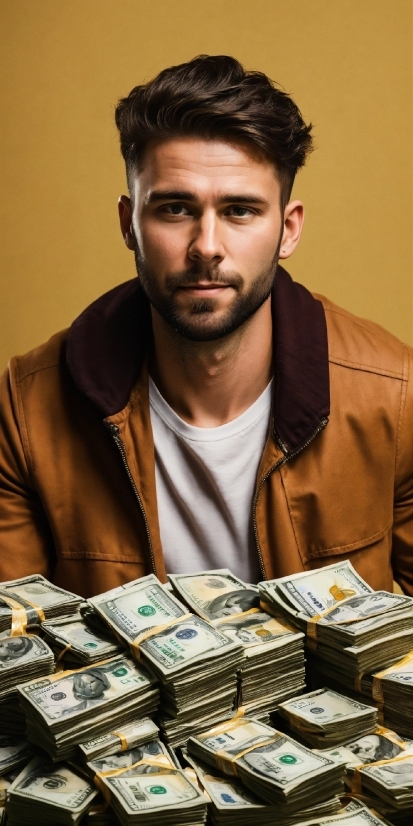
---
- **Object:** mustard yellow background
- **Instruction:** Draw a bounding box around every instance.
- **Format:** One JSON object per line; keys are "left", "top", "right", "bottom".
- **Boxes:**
{"left": 1, "top": 0, "right": 412, "bottom": 371}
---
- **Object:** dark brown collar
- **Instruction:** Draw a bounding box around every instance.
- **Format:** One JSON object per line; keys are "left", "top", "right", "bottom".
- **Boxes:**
{"left": 66, "top": 266, "right": 330, "bottom": 454}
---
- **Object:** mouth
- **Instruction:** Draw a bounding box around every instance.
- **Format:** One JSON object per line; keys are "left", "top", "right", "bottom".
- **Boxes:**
{"left": 177, "top": 282, "right": 233, "bottom": 298}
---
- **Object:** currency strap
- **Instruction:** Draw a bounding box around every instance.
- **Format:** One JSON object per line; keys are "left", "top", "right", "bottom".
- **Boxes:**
{"left": 0, "top": 591, "right": 45, "bottom": 635}
{"left": 215, "top": 736, "right": 277, "bottom": 776}
{"left": 130, "top": 612, "right": 193, "bottom": 659}
{"left": 372, "top": 651, "right": 413, "bottom": 703}
{"left": 111, "top": 730, "right": 129, "bottom": 752}
{"left": 55, "top": 643, "right": 73, "bottom": 672}
{"left": 352, "top": 752, "right": 413, "bottom": 795}
{"left": 195, "top": 708, "right": 247, "bottom": 742}
{"left": 94, "top": 755, "right": 175, "bottom": 804}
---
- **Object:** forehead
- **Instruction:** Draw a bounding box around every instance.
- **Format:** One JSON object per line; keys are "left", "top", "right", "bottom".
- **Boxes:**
{"left": 133, "top": 137, "right": 280, "bottom": 199}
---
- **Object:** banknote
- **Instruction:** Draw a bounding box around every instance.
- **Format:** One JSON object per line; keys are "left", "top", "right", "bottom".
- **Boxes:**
{"left": 88, "top": 575, "right": 187, "bottom": 647}
{"left": 0, "top": 575, "right": 82, "bottom": 619}
{"left": 168, "top": 569, "right": 260, "bottom": 621}
{"left": 79, "top": 718, "right": 159, "bottom": 762}
{"left": 187, "top": 715, "right": 280, "bottom": 774}
{"left": 278, "top": 688, "right": 377, "bottom": 746}
{"left": 6, "top": 755, "right": 97, "bottom": 822}
{"left": 0, "top": 736, "right": 33, "bottom": 774}
{"left": 41, "top": 615, "right": 122, "bottom": 663}
{"left": 0, "top": 634, "right": 55, "bottom": 700}
{"left": 372, "top": 652, "right": 413, "bottom": 738}
{"left": 140, "top": 614, "right": 242, "bottom": 676}
{"left": 18, "top": 655, "right": 157, "bottom": 723}
{"left": 215, "top": 609, "right": 302, "bottom": 651}
{"left": 259, "top": 561, "right": 373, "bottom": 626}
{"left": 356, "top": 754, "right": 413, "bottom": 806}
{"left": 87, "top": 738, "right": 169, "bottom": 775}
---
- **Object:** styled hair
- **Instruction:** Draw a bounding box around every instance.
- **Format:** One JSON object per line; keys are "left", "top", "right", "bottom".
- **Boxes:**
{"left": 115, "top": 55, "right": 313, "bottom": 206}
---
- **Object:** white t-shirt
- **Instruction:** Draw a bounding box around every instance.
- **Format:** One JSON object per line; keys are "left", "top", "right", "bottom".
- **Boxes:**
{"left": 149, "top": 378, "right": 272, "bottom": 583}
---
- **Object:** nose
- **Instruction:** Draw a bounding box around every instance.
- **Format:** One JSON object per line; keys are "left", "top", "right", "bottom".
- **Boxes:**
{"left": 187, "top": 210, "right": 225, "bottom": 265}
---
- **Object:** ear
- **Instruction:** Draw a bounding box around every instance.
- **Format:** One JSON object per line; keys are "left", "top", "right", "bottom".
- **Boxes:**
{"left": 278, "top": 200, "right": 304, "bottom": 259}
{"left": 118, "top": 196, "right": 135, "bottom": 250}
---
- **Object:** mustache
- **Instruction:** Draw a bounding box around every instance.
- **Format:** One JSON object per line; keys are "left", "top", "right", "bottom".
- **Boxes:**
{"left": 165, "top": 266, "right": 244, "bottom": 291}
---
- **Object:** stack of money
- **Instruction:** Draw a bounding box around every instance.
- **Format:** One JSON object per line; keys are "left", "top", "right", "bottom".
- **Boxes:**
{"left": 41, "top": 614, "right": 123, "bottom": 666}
{"left": 372, "top": 653, "right": 413, "bottom": 738}
{"left": 87, "top": 575, "right": 188, "bottom": 651}
{"left": 0, "top": 735, "right": 34, "bottom": 777}
{"left": 78, "top": 718, "right": 160, "bottom": 764}
{"left": 168, "top": 570, "right": 260, "bottom": 621}
{"left": 278, "top": 688, "right": 378, "bottom": 748}
{"left": 5, "top": 755, "right": 98, "bottom": 825}
{"left": 0, "top": 633, "right": 55, "bottom": 701}
{"left": 95, "top": 758, "right": 208, "bottom": 825}
{"left": 0, "top": 700, "right": 27, "bottom": 736}
{"left": 0, "top": 575, "right": 83, "bottom": 632}
{"left": 353, "top": 754, "right": 413, "bottom": 817}
{"left": 188, "top": 715, "right": 344, "bottom": 816}
{"left": 139, "top": 615, "right": 243, "bottom": 747}
{"left": 85, "top": 737, "right": 172, "bottom": 777}
{"left": 183, "top": 748, "right": 281, "bottom": 825}
{"left": 215, "top": 610, "right": 305, "bottom": 716}
{"left": 18, "top": 654, "right": 159, "bottom": 760}
{"left": 258, "top": 562, "right": 374, "bottom": 630}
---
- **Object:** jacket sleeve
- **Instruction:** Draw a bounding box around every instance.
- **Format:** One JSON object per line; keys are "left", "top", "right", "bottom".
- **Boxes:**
{"left": 0, "top": 362, "right": 55, "bottom": 581}
{"left": 391, "top": 344, "right": 413, "bottom": 595}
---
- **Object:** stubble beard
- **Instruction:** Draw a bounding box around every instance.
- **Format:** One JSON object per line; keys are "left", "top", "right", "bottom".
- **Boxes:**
{"left": 133, "top": 240, "right": 280, "bottom": 342}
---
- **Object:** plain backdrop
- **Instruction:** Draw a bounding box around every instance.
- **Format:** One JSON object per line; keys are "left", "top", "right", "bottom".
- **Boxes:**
{"left": 1, "top": 0, "right": 412, "bottom": 371}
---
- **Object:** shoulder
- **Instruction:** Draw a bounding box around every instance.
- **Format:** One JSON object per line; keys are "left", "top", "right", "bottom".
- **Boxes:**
{"left": 8, "top": 330, "right": 68, "bottom": 386}
{"left": 314, "top": 293, "right": 411, "bottom": 380}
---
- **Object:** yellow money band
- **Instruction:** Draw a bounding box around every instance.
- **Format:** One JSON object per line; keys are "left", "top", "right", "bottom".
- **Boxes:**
{"left": 372, "top": 651, "right": 413, "bottom": 703}
{"left": 196, "top": 709, "right": 248, "bottom": 743}
{"left": 215, "top": 737, "right": 277, "bottom": 776}
{"left": 0, "top": 594, "right": 29, "bottom": 636}
{"left": 354, "top": 673, "right": 364, "bottom": 692}
{"left": 305, "top": 595, "right": 397, "bottom": 642}
{"left": 212, "top": 607, "right": 260, "bottom": 627}
{"left": 46, "top": 654, "right": 118, "bottom": 682}
{"left": 352, "top": 752, "right": 413, "bottom": 795}
{"left": 10, "top": 594, "right": 46, "bottom": 624}
{"left": 54, "top": 643, "right": 72, "bottom": 671}
{"left": 375, "top": 725, "right": 408, "bottom": 748}
{"left": 112, "top": 731, "right": 129, "bottom": 752}
{"left": 130, "top": 612, "right": 193, "bottom": 659}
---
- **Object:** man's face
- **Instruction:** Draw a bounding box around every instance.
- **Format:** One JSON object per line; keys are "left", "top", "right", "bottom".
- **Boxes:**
{"left": 76, "top": 674, "right": 102, "bottom": 697}
{"left": 119, "top": 138, "right": 300, "bottom": 341}
{"left": 350, "top": 735, "right": 380, "bottom": 762}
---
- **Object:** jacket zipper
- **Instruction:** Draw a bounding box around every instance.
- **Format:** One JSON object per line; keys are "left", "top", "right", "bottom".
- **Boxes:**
{"left": 107, "top": 423, "right": 157, "bottom": 575}
{"left": 253, "top": 416, "right": 329, "bottom": 580}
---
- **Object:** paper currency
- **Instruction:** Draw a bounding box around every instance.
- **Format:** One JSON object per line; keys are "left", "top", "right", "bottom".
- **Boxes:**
{"left": 259, "top": 562, "right": 373, "bottom": 629}
{"left": 168, "top": 570, "right": 260, "bottom": 621}
{"left": 0, "top": 633, "right": 55, "bottom": 700}
{"left": 139, "top": 615, "right": 243, "bottom": 747}
{"left": 355, "top": 753, "right": 413, "bottom": 809}
{"left": 96, "top": 760, "right": 208, "bottom": 825}
{"left": 0, "top": 736, "right": 34, "bottom": 775}
{"left": 278, "top": 688, "right": 378, "bottom": 747}
{"left": 5, "top": 755, "right": 98, "bottom": 825}
{"left": 0, "top": 575, "right": 82, "bottom": 632}
{"left": 372, "top": 653, "right": 413, "bottom": 738}
{"left": 88, "top": 575, "right": 187, "bottom": 648}
{"left": 41, "top": 614, "right": 123, "bottom": 665}
{"left": 18, "top": 655, "right": 159, "bottom": 760}
{"left": 215, "top": 609, "right": 305, "bottom": 715}
{"left": 86, "top": 738, "right": 170, "bottom": 776}
{"left": 79, "top": 718, "right": 159, "bottom": 763}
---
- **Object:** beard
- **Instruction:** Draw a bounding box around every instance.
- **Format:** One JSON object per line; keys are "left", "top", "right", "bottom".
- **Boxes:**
{"left": 133, "top": 240, "right": 280, "bottom": 342}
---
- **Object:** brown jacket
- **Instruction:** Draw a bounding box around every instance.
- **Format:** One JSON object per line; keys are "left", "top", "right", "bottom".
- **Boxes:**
{"left": 0, "top": 267, "right": 412, "bottom": 597}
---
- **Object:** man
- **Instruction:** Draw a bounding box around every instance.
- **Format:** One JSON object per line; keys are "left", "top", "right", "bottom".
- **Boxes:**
{"left": 0, "top": 55, "right": 411, "bottom": 598}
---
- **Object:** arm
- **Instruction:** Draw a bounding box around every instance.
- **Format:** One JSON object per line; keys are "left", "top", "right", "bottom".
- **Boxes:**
{"left": 0, "top": 362, "right": 55, "bottom": 581}
{"left": 392, "top": 344, "right": 413, "bottom": 595}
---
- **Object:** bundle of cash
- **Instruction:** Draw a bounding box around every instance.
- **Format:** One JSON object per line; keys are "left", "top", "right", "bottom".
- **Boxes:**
{"left": 41, "top": 614, "right": 123, "bottom": 666}
{"left": 278, "top": 688, "right": 378, "bottom": 748}
{"left": 139, "top": 615, "right": 243, "bottom": 747}
{"left": 353, "top": 753, "right": 413, "bottom": 810}
{"left": 85, "top": 737, "right": 171, "bottom": 777}
{"left": 0, "top": 735, "right": 33, "bottom": 776}
{"left": 18, "top": 654, "right": 159, "bottom": 760}
{"left": 182, "top": 748, "right": 282, "bottom": 825}
{"left": 0, "top": 632, "right": 54, "bottom": 700}
{"left": 188, "top": 715, "right": 344, "bottom": 813}
{"left": 317, "top": 725, "right": 411, "bottom": 776}
{"left": 372, "top": 653, "right": 413, "bottom": 737}
{"left": 87, "top": 575, "right": 188, "bottom": 650}
{"left": 258, "top": 562, "right": 374, "bottom": 630}
{"left": 79, "top": 718, "right": 160, "bottom": 764}
{"left": 168, "top": 570, "right": 260, "bottom": 621}
{"left": 95, "top": 759, "right": 208, "bottom": 825}
{"left": 5, "top": 755, "right": 98, "bottom": 825}
{"left": 214, "top": 609, "right": 305, "bottom": 716}
{"left": 0, "top": 575, "right": 83, "bottom": 632}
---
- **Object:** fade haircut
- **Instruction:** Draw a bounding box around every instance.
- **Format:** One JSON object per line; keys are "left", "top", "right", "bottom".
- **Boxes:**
{"left": 115, "top": 55, "right": 313, "bottom": 208}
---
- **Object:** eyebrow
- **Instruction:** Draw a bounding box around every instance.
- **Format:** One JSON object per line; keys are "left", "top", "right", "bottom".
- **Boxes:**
{"left": 146, "top": 190, "right": 269, "bottom": 206}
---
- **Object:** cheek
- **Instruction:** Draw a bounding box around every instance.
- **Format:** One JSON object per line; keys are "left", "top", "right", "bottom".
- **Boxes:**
{"left": 228, "top": 223, "right": 281, "bottom": 270}
{"left": 139, "top": 222, "right": 188, "bottom": 269}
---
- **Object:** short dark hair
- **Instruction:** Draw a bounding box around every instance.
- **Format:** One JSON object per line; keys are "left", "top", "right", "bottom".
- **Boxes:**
{"left": 115, "top": 55, "right": 313, "bottom": 206}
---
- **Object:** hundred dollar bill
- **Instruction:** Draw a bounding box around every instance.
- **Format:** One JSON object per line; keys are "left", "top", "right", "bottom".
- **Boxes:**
{"left": 6, "top": 755, "right": 98, "bottom": 824}
{"left": 98, "top": 761, "right": 208, "bottom": 823}
{"left": 259, "top": 562, "right": 373, "bottom": 628}
{"left": 0, "top": 575, "right": 82, "bottom": 625}
{"left": 355, "top": 754, "right": 413, "bottom": 807}
{"left": 278, "top": 688, "right": 377, "bottom": 747}
{"left": 140, "top": 615, "right": 242, "bottom": 676}
{"left": 86, "top": 738, "right": 169, "bottom": 776}
{"left": 41, "top": 614, "right": 122, "bottom": 664}
{"left": 187, "top": 715, "right": 284, "bottom": 774}
{"left": 372, "top": 652, "right": 413, "bottom": 737}
{"left": 168, "top": 569, "right": 260, "bottom": 621}
{"left": 0, "top": 735, "right": 33, "bottom": 775}
{"left": 88, "top": 575, "right": 187, "bottom": 647}
{"left": 0, "top": 633, "right": 55, "bottom": 700}
{"left": 79, "top": 718, "right": 159, "bottom": 762}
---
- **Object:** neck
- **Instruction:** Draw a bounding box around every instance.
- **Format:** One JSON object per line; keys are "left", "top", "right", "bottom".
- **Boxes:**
{"left": 149, "top": 298, "right": 273, "bottom": 427}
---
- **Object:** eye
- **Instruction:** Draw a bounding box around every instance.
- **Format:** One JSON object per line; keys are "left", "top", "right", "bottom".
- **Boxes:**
{"left": 227, "top": 206, "right": 254, "bottom": 218}
{"left": 161, "top": 203, "right": 191, "bottom": 216}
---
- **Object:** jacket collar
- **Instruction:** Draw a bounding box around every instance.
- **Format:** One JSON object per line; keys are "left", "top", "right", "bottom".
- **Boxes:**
{"left": 66, "top": 266, "right": 330, "bottom": 455}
